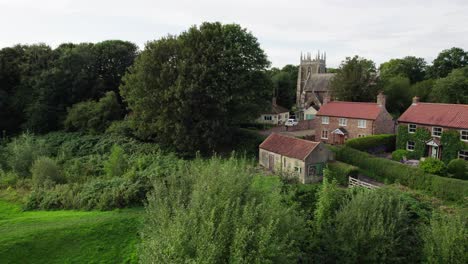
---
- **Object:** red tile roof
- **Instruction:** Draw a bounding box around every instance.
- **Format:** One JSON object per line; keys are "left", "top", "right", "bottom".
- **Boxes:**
{"left": 259, "top": 133, "right": 320, "bottom": 160}
{"left": 398, "top": 103, "right": 468, "bottom": 129}
{"left": 316, "top": 101, "right": 382, "bottom": 120}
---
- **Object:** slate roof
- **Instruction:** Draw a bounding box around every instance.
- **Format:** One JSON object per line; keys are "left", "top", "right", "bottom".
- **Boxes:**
{"left": 316, "top": 101, "right": 382, "bottom": 120}
{"left": 398, "top": 103, "right": 468, "bottom": 129}
{"left": 304, "top": 73, "right": 335, "bottom": 92}
{"left": 259, "top": 133, "right": 320, "bottom": 160}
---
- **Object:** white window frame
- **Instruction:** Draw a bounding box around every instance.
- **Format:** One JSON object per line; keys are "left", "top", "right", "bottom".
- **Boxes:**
{"left": 321, "top": 130, "right": 328, "bottom": 139}
{"left": 321, "top": 116, "right": 329, "bottom": 124}
{"left": 408, "top": 124, "right": 416, "bottom": 133}
{"left": 358, "top": 119, "right": 367, "bottom": 128}
{"left": 406, "top": 141, "right": 415, "bottom": 151}
{"left": 264, "top": 115, "right": 272, "bottom": 121}
{"left": 432, "top": 127, "right": 442, "bottom": 137}
{"left": 458, "top": 150, "right": 468, "bottom": 160}
{"left": 461, "top": 130, "right": 468, "bottom": 142}
{"left": 338, "top": 118, "right": 347, "bottom": 126}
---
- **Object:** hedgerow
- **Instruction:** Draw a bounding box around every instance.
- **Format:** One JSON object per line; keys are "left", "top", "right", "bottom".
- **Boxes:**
{"left": 331, "top": 146, "right": 468, "bottom": 203}
{"left": 327, "top": 162, "right": 359, "bottom": 186}
{"left": 345, "top": 134, "right": 396, "bottom": 153}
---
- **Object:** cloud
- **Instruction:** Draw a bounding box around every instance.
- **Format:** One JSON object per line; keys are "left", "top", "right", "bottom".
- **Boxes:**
{"left": 0, "top": 0, "right": 467, "bottom": 68}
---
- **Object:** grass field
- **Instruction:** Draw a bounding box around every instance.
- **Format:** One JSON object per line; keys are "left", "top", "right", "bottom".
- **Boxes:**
{"left": 0, "top": 200, "right": 143, "bottom": 264}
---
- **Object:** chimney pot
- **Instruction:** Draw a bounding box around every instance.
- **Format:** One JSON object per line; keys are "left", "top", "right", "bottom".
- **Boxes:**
{"left": 412, "top": 96, "right": 420, "bottom": 105}
{"left": 377, "top": 92, "right": 386, "bottom": 107}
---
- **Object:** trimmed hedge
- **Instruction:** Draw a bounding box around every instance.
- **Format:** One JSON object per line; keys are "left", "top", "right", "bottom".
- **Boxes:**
{"left": 331, "top": 146, "right": 468, "bottom": 203}
{"left": 327, "top": 161, "right": 359, "bottom": 186}
{"left": 345, "top": 134, "right": 396, "bottom": 153}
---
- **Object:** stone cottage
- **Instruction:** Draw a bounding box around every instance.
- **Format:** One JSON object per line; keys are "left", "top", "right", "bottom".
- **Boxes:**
{"left": 259, "top": 133, "right": 333, "bottom": 183}
{"left": 315, "top": 92, "right": 395, "bottom": 144}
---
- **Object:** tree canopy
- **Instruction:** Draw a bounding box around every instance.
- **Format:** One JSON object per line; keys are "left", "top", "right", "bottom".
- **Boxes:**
{"left": 379, "top": 56, "right": 427, "bottom": 84}
{"left": 120, "top": 22, "right": 271, "bottom": 155}
{"left": 429, "top": 47, "right": 468, "bottom": 78}
{"left": 430, "top": 66, "right": 468, "bottom": 104}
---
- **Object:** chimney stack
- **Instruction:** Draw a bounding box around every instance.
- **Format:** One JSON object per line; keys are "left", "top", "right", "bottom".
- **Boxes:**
{"left": 272, "top": 97, "right": 277, "bottom": 106}
{"left": 412, "top": 96, "right": 420, "bottom": 105}
{"left": 377, "top": 92, "right": 386, "bottom": 107}
{"left": 323, "top": 93, "right": 331, "bottom": 105}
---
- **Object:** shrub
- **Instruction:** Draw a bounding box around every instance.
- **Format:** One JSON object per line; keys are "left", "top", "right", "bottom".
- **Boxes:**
{"left": 447, "top": 159, "right": 468, "bottom": 180}
{"left": 327, "top": 162, "right": 358, "bottom": 186}
{"left": 31, "top": 157, "right": 65, "bottom": 187}
{"left": 345, "top": 134, "right": 396, "bottom": 153}
{"left": 331, "top": 146, "right": 468, "bottom": 203}
{"left": 392, "top": 149, "right": 409, "bottom": 161}
{"left": 422, "top": 212, "right": 467, "bottom": 264}
{"left": 64, "top": 91, "right": 122, "bottom": 133}
{"left": 0, "top": 169, "right": 19, "bottom": 188}
{"left": 103, "top": 145, "right": 128, "bottom": 178}
{"left": 420, "top": 158, "right": 447, "bottom": 176}
{"left": 5, "top": 133, "right": 50, "bottom": 178}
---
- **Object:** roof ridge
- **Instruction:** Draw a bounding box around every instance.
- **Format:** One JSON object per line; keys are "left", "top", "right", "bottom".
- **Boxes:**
{"left": 270, "top": 133, "right": 318, "bottom": 145}
{"left": 415, "top": 102, "right": 468, "bottom": 107}
{"left": 329, "top": 101, "right": 378, "bottom": 105}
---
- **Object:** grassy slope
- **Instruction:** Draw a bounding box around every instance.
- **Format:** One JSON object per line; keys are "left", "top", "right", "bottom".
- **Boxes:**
{"left": 0, "top": 200, "right": 143, "bottom": 264}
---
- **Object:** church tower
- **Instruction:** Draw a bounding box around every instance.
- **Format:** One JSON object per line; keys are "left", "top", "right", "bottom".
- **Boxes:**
{"left": 296, "top": 51, "right": 327, "bottom": 108}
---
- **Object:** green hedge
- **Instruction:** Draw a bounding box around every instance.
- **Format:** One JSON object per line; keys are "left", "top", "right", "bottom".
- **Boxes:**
{"left": 345, "top": 134, "right": 396, "bottom": 153}
{"left": 327, "top": 161, "right": 359, "bottom": 186}
{"left": 331, "top": 146, "right": 468, "bottom": 203}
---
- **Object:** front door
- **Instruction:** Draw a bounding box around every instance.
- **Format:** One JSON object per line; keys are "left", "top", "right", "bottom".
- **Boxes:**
{"left": 334, "top": 134, "right": 344, "bottom": 145}
{"left": 431, "top": 146, "right": 439, "bottom": 159}
{"left": 268, "top": 154, "right": 274, "bottom": 170}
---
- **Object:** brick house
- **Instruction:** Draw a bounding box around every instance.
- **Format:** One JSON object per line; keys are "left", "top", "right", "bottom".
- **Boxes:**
{"left": 397, "top": 97, "right": 468, "bottom": 161}
{"left": 256, "top": 98, "right": 290, "bottom": 125}
{"left": 259, "top": 133, "right": 333, "bottom": 183}
{"left": 315, "top": 92, "right": 395, "bottom": 144}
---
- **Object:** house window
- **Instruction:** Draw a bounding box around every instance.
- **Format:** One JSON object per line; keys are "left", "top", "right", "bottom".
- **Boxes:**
{"left": 338, "top": 118, "right": 347, "bottom": 126}
{"left": 358, "top": 134, "right": 366, "bottom": 138}
{"left": 458, "top": 150, "right": 468, "bottom": 160}
{"left": 432, "top": 127, "right": 442, "bottom": 137}
{"left": 358, "top": 119, "right": 366, "bottom": 128}
{"left": 294, "top": 167, "right": 302, "bottom": 173}
{"left": 322, "top": 116, "right": 329, "bottom": 124}
{"left": 264, "top": 115, "right": 272, "bottom": 121}
{"left": 321, "top": 130, "right": 328, "bottom": 139}
{"left": 308, "top": 165, "right": 316, "bottom": 176}
{"left": 408, "top": 124, "right": 416, "bottom": 133}
{"left": 407, "top": 141, "right": 415, "bottom": 151}
{"left": 461, "top": 130, "right": 468, "bottom": 141}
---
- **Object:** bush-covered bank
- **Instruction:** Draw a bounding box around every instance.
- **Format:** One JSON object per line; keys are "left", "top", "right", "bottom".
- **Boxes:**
{"left": 345, "top": 134, "right": 396, "bottom": 153}
{"left": 331, "top": 146, "right": 468, "bottom": 203}
{"left": 327, "top": 161, "right": 359, "bottom": 186}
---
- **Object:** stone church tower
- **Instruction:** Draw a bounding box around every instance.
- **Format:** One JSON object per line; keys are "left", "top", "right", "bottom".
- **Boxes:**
{"left": 296, "top": 51, "right": 334, "bottom": 119}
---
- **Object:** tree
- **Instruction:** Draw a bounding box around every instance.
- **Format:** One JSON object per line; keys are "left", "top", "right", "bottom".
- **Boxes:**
{"left": 429, "top": 47, "right": 468, "bottom": 78}
{"left": 120, "top": 22, "right": 271, "bottom": 155}
{"left": 410, "top": 79, "right": 435, "bottom": 102}
{"left": 330, "top": 56, "right": 378, "bottom": 102}
{"left": 379, "top": 56, "right": 427, "bottom": 84}
{"left": 430, "top": 66, "right": 468, "bottom": 104}
{"left": 383, "top": 76, "right": 412, "bottom": 115}
{"left": 270, "top": 64, "right": 298, "bottom": 109}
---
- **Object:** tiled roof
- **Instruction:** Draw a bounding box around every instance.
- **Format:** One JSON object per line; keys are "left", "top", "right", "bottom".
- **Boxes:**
{"left": 259, "top": 133, "right": 320, "bottom": 160}
{"left": 316, "top": 101, "right": 382, "bottom": 120}
{"left": 398, "top": 103, "right": 468, "bottom": 129}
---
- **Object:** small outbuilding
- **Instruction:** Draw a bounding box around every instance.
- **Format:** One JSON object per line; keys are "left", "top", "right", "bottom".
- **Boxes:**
{"left": 259, "top": 133, "right": 333, "bottom": 183}
{"left": 256, "top": 98, "right": 290, "bottom": 125}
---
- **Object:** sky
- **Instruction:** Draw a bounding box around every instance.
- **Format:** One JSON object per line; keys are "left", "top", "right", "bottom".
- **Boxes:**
{"left": 1, "top": 0, "right": 467, "bottom": 68}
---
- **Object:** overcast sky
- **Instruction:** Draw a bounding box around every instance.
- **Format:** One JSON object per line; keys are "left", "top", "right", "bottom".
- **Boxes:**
{"left": 1, "top": 0, "right": 467, "bottom": 68}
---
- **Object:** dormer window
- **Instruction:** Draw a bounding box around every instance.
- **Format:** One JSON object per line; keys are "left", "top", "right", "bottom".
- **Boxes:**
{"left": 432, "top": 127, "right": 442, "bottom": 137}
{"left": 408, "top": 124, "right": 416, "bottom": 133}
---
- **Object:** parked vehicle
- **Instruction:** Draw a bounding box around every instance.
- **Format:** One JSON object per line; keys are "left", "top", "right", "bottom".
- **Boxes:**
{"left": 285, "top": 119, "right": 298, "bottom": 127}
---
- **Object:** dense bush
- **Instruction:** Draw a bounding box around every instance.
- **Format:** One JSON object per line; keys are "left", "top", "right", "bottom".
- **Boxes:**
{"left": 64, "top": 91, "right": 122, "bottom": 133}
{"left": 5, "top": 133, "right": 50, "bottom": 178}
{"left": 31, "top": 157, "right": 65, "bottom": 187}
{"left": 327, "top": 161, "right": 359, "bottom": 186}
{"left": 332, "top": 146, "right": 468, "bottom": 203}
{"left": 422, "top": 212, "right": 467, "bottom": 264}
{"left": 420, "top": 158, "right": 447, "bottom": 176}
{"left": 139, "top": 156, "right": 305, "bottom": 263}
{"left": 345, "top": 134, "right": 396, "bottom": 153}
{"left": 103, "top": 145, "right": 128, "bottom": 178}
{"left": 392, "top": 149, "right": 409, "bottom": 161}
{"left": 447, "top": 159, "right": 468, "bottom": 180}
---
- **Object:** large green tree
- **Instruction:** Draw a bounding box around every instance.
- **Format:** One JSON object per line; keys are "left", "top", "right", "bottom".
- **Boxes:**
{"left": 429, "top": 47, "right": 468, "bottom": 78}
{"left": 270, "top": 64, "right": 298, "bottom": 109}
{"left": 120, "top": 22, "right": 271, "bottom": 155}
{"left": 430, "top": 66, "right": 468, "bottom": 104}
{"left": 379, "top": 56, "right": 427, "bottom": 84}
{"left": 383, "top": 76, "right": 412, "bottom": 115}
{"left": 330, "top": 56, "right": 378, "bottom": 102}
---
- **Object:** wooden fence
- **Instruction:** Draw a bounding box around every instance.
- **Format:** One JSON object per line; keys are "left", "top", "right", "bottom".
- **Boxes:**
{"left": 348, "top": 177, "right": 381, "bottom": 189}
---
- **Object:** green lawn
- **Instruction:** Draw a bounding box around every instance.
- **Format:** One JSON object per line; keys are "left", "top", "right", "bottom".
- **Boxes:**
{"left": 0, "top": 200, "right": 143, "bottom": 264}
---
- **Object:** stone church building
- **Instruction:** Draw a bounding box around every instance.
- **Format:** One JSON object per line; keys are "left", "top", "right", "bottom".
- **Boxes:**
{"left": 296, "top": 51, "right": 335, "bottom": 120}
